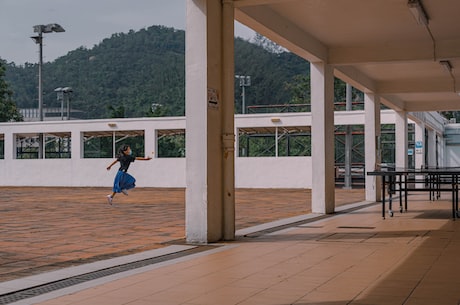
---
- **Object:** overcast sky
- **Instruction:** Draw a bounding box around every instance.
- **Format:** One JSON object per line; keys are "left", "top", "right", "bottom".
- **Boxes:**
{"left": 0, "top": 0, "right": 256, "bottom": 65}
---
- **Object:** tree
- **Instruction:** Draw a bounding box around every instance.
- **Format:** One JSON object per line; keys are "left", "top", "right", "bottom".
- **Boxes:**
{"left": 0, "top": 60, "right": 22, "bottom": 122}
{"left": 108, "top": 104, "right": 125, "bottom": 118}
{"left": 252, "top": 33, "right": 286, "bottom": 54}
{"left": 284, "top": 74, "right": 310, "bottom": 104}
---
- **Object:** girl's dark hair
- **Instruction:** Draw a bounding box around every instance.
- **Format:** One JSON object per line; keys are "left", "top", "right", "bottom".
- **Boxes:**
{"left": 117, "top": 144, "right": 130, "bottom": 158}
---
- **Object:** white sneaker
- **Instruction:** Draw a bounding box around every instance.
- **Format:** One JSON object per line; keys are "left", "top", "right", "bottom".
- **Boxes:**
{"left": 106, "top": 195, "right": 113, "bottom": 205}
{"left": 121, "top": 189, "right": 128, "bottom": 196}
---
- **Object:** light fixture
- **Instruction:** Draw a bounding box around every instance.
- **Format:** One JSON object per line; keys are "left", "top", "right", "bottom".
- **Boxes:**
{"left": 108, "top": 122, "right": 117, "bottom": 128}
{"left": 439, "top": 60, "right": 453, "bottom": 73}
{"left": 271, "top": 117, "right": 281, "bottom": 123}
{"left": 407, "top": 0, "right": 429, "bottom": 26}
{"left": 62, "top": 87, "right": 73, "bottom": 93}
{"left": 33, "top": 23, "right": 65, "bottom": 34}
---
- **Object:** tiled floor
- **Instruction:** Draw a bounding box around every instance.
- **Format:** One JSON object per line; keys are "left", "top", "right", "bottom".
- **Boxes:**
{"left": 4, "top": 187, "right": 460, "bottom": 304}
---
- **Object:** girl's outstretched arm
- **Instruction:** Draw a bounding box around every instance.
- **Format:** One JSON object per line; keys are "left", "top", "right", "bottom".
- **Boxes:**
{"left": 106, "top": 160, "right": 118, "bottom": 170}
{"left": 136, "top": 156, "right": 152, "bottom": 161}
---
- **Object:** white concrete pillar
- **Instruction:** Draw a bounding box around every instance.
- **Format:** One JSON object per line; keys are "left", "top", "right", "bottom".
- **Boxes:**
{"left": 364, "top": 93, "right": 381, "bottom": 202}
{"left": 414, "top": 121, "right": 425, "bottom": 188}
{"left": 71, "top": 131, "right": 81, "bottom": 159}
{"left": 395, "top": 111, "right": 408, "bottom": 169}
{"left": 427, "top": 129, "right": 436, "bottom": 167}
{"left": 310, "top": 62, "right": 335, "bottom": 214}
{"left": 185, "top": 0, "right": 235, "bottom": 243}
{"left": 144, "top": 128, "right": 156, "bottom": 158}
{"left": 438, "top": 133, "right": 445, "bottom": 167}
{"left": 0, "top": 131, "right": 12, "bottom": 186}
{"left": 414, "top": 121, "right": 425, "bottom": 169}
{"left": 4, "top": 131, "right": 13, "bottom": 160}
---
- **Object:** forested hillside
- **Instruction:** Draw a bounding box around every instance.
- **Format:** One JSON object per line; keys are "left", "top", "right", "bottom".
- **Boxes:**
{"left": 3, "top": 26, "right": 312, "bottom": 119}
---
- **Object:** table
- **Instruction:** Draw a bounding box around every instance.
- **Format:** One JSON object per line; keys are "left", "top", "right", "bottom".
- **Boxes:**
{"left": 367, "top": 167, "right": 460, "bottom": 219}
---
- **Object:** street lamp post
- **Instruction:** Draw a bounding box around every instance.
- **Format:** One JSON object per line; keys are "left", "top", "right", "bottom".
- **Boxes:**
{"left": 63, "top": 87, "right": 73, "bottom": 120}
{"left": 235, "top": 75, "right": 251, "bottom": 114}
{"left": 54, "top": 87, "right": 64, "bottom": 120}
{"left": 31, "top": 23, "right": 65, "bottom": 158}
{"left": 54, "top": 87, "right": 73, "bottom": 120}
{"left": 31, "top": 24, "right": 65, "bottom": 121}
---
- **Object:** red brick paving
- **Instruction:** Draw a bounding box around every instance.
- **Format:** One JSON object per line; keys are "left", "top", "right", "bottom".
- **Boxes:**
{"left": 0, "top": 187, "right": 364, "bottom": 282}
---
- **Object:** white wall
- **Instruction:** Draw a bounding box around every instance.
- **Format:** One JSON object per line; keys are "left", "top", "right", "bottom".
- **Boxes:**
{"left": 0, "top": 117, "right": 187, "bottom": 188}
{"left": 236, "top": 157, "right": 312, "bottom": 188}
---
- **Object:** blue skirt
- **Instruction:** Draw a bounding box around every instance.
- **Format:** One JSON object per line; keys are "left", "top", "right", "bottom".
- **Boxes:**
{"left": 113, "top": 171, "right": 136, "bottom": 193}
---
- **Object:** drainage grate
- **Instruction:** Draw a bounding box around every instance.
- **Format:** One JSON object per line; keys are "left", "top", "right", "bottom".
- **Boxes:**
{"left": 0, "top": 245, "right": 215, "bottom": 305}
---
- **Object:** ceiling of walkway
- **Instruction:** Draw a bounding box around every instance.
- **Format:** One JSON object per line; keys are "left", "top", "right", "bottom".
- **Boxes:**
{"left": 234, "top": 0, "right": 460, "bottom": 112}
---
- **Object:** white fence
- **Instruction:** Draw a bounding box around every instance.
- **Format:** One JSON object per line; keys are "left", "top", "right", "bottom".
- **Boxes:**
{"left": 0, "top": 110, "right": 443, "bottom": 188}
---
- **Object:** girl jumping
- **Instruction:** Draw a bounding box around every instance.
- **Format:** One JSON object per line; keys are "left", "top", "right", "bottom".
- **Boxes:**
{"left": 106, "top": 144, "right": 152, "bottom": 205}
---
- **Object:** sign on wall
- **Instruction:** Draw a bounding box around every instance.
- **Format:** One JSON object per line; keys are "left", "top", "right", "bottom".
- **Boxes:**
{"left": 415, "top": 141, "right": 423, "bottom": 154}
{"left": 207, "top": 88, "right": 219, "bottom": 110}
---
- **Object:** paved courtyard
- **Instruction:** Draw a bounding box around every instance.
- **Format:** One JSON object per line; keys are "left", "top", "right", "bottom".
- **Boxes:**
{"left": 0, "top": 187, "right": 364, "bottom": 282}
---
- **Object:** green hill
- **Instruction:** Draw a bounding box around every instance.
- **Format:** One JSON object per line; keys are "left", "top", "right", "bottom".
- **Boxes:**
{"left": 4, "top": 25, "right": 310, "bottom": 119}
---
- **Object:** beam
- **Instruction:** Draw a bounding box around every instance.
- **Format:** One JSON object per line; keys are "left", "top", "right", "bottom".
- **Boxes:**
{"left": 329, "top": 39, "right": 460, "bottom": 65}
{"left": 377, "top": 79, "right": 454, "bottom": 95}
{"left": 405, "top": 100, "right": 460, "bottom": 112}
{"left": 379, "top": 95, "right": 406, "bottom": 112}
{"left": 235, "top": 5, "right": 327, "bottom": 62}
{"left": 334, "top": 66, "right": 377, "bottom": 93}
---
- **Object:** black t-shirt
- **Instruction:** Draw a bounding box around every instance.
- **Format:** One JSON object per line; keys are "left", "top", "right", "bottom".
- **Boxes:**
{"left": 118, "top": 154, "right": 135, "bottom": 172}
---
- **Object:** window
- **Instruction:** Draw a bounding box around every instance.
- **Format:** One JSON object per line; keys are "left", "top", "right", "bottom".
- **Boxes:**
{"left": 238, "top": 126, "right": 311, "bottom": 157}
{"left": 44, "top": 133, "right": 71, "bottom": 159}
{"left": 15, "top": 133, "right": 71, "bottom": 159}
{"left": 83, "top": 130, "right": 144, "bottom": 158}
{"left": 157, "top": 129, "right": 185, "bottom": 158}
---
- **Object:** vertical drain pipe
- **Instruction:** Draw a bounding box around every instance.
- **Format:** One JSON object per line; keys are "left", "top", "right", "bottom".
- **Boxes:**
{"left": 222, "top": 0, "right": 235, "bottom": 240}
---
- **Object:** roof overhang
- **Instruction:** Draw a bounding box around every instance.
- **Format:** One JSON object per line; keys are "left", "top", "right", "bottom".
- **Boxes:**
{"left": 234, "top": 0, "right": 460, "bottom": 112}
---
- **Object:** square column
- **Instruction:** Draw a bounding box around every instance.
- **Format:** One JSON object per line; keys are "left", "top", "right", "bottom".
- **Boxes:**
{"left": 414, "top": 121, "right": 425, "bottom": 188}
{"left": 438, "top": 134, "right": 445, "bottom": 167}
{"left": 426, "top": 129, "right": 437, "bottom": 167}
{"left": 71, "top": 130, "right": 82, "bottom": 159}
{"left": 414, "top": 121, "right": 425, "bottom": 169}
{"left": 144, "top": 128, "right": 156, "bottom": 158}
{"left": 395, "top": 111, "right": 408, "bottom": 169}
{"left": 4, "top": 131, "right": 13, "bottom": 161}
{"left": 310, "top": 62, "right": 335, "bottom": 214}
{"left": 185, "top": 0, "right": 235, "bottom": 243}
{"left": 364, "top": 93, "right": 381, "bottom": 202}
